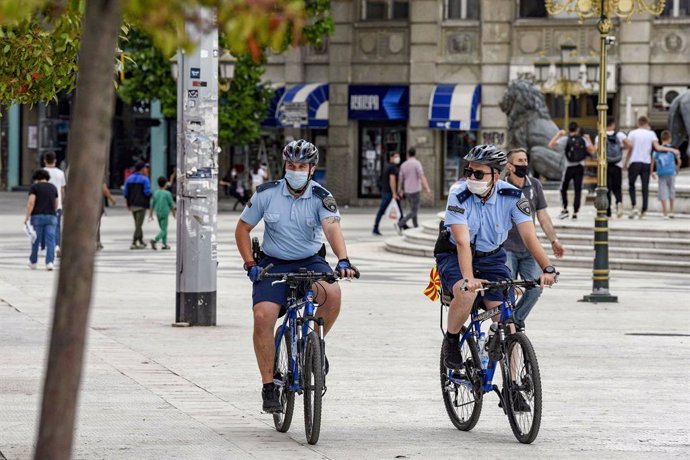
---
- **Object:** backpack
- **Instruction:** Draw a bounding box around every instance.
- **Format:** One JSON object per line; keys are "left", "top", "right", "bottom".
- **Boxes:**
{"left": 655, "top": 149, "right": 676, "bottom": 177}
{"left": 565, "top": 135, "right": 588, "bottom": 162}
{"left": 606, "top": 132, "right": 623, "bottom": 164}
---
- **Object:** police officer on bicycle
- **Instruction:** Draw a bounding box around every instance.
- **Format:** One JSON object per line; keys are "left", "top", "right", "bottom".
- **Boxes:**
{"left": 235, "top": 139, "right": 358, "bottom": 413}
{"left": 436, "top": 145, "right": 557, "bottom": 377}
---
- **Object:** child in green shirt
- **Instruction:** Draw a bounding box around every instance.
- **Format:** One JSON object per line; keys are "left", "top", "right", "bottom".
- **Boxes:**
{"left": 149, "top": 176, "right": 176, "bottom": 249}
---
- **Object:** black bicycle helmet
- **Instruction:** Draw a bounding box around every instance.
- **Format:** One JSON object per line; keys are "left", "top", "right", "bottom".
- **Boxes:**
{"left": 282, "top": 139, "right": 319, "bottom": 165}
{"left": 463, "top": 144, "right": 507, "bottom": 171}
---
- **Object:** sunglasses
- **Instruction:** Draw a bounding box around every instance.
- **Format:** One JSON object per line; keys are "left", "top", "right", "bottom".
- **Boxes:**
{"left": 463, "top": 168, "right": 491, "bottom": 180}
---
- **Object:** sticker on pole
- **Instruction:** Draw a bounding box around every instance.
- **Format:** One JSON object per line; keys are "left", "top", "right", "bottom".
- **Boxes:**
{"left": 188, "top": 89, "right": 199, "bottom": 99}
{"left": 190, "top": 67, "right": 201, "bottom": 79}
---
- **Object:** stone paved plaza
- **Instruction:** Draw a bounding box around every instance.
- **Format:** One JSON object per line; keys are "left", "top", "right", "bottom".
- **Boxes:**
{"left": 1, "top": 193, "right": 689, "bottom": 459}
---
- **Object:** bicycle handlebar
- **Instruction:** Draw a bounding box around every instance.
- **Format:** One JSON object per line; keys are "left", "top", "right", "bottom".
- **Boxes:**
{"left": 258, "top": 263, "right": 360, "bottom": 282}
{"left": 460, "top": 277, "right": 558, "bottom": 292}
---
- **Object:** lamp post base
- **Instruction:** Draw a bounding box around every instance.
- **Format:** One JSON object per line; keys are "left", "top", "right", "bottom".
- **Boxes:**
{"left": 580, "top": 291, "right": 618, "bottom": 303}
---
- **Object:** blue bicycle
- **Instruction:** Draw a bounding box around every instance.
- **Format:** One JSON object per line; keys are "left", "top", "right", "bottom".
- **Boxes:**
{"left": 259, "top": 265, "right": 358, "bottom": 445}
{"left": 440, "top": 278, "right": 544, "bottom": 444}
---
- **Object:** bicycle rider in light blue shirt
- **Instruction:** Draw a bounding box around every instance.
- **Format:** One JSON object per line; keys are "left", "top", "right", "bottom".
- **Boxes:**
{"left": 235, "top": 140, "right": 358, "bottom": 414}
{"left": 434, "top": 145, "right": 557, "bottom": 409}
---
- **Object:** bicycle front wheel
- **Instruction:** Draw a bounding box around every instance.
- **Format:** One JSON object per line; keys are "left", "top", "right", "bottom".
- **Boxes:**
{"left": 272, "top": 328, "right": 295, "bottom": 432}
{"left": 503, "top": 332, "right": 542, "bottom": 444}
{"left": 303, "top": 331, "right": 324, "bottom": 445}
{"left": 440, "top": 329, "right": 483, "bottom": 431}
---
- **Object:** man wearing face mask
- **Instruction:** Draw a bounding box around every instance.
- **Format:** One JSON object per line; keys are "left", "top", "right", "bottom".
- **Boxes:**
{"left": 235, "top": 139, "right": 359, "bottom": 414}
{"left": 434, "top": 145, "right": 557, "bottom": 409}
{"left": 502, "top": 148, "right": 564, "bottom": 329}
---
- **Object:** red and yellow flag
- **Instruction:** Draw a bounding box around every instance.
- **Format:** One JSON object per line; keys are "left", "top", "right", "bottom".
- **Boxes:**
{"left": 423, "top": 265, "right": 441, "bottom": 302}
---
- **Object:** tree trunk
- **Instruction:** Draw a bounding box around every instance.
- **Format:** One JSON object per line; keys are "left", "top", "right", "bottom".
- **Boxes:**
{"left": 34, "top": 1, "right": 123, "bottom": 458}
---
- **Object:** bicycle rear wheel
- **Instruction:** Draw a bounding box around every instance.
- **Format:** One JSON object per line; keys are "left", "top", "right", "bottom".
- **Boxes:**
{"left": 272, "top": 328, "right": 295, "bottom": 432}
{"left": 503, "top": 332, "right": 542, "bottom": 444}
{"left": 303, "top": 331, "right": 324, "bottom": 445}
{"left": 440, "top": 328, "right": 483, "bottom": 431}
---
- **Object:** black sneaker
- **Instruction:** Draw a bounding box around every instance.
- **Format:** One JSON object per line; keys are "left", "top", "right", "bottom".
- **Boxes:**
{"left": 261, "top": 384, "right": 282, "bottom": 413}
{"left": 150, "top": 239, "right": 158, "bottom": 250}
{"left": 443, "top": 339, "right": 463, "bottom": 370}
{"left": 372, "top": 228, "right": 382, "bottom": 236}
{"left": 558, "top": 209, "right": 569, "bottom": 220}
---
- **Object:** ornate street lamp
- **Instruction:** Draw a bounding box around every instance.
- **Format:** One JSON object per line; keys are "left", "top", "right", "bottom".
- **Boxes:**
{"left": 545, "top": 0, "right": 666, "bottom": 303}
{"left": 533, "top": 42, "right": 597, "bottom": 130}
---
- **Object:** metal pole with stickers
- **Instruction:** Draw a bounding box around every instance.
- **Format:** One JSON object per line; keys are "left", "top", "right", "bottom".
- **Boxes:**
{"left": 174, "top": 8, "right": 219, "bottom": 325}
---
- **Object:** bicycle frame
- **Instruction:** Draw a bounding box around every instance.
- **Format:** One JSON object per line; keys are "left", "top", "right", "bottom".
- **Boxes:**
{"left": 445, "top": 286, "right": 516, "bottom": 393}
{"left": 274, "top": 284, "right": 324, "bottom": 393}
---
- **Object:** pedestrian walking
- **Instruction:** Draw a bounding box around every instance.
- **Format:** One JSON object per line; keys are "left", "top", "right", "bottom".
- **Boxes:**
{"left": 250, "top": 161, "right": 268, "bottom": 194}
{"left": 626, "top": 116, "right": 679, "bottom": 219}
{"left": 548, "top": 121, "right": 596, "bottom": 220}
{"left": 395, "top": 147, "right": 431, "bottom": 233}
{"left": 24, "top": 169, "right": 58, "bottom": 270}
{"left": 123, "top": 160, "right": 152, "bottom": 249}
{"left": 149, "top": 176, "right": 176, "bottom": 250}
{"left": 96, "top": 183, "right": 117, "bottom": 251}
{"left": 42, "top": 151, "right": 67, "bottom": 256}
{"left": 502, "top": 148, "right": 564, "bottom": 327}
{"left": 372, "top": 151, "right": 402, "bottom": 236}
{"left": 651, "top": 130, "right": 682, "bottom": 219}
{"left": 594, "top": 117, "right": 631, "bottom": 218}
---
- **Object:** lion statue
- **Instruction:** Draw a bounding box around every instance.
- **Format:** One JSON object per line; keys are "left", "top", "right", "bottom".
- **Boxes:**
{"left": 669, "top": 91, "right": 690, "bottom": 165}
{"left": 499, "top": 79, "right": 564, "bottom": 180}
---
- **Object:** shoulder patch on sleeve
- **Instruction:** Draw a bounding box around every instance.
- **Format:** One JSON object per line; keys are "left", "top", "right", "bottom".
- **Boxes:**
{"left": 516, "top": 197, "right": 531, "bottom": 216}
{"left": 312, "top": 185, "right": 338, "bottom": 212}
{"left": 498, "top": 188, "right": 522, "bottom": 198}
{"left": 456, "top": 189, "right": 473, "bottom": 203}
{"left": 256, "top": 180, "right": 281, "bottom": 193}
{"left": 447, "top": 205, "right": 465, "bottom": 214}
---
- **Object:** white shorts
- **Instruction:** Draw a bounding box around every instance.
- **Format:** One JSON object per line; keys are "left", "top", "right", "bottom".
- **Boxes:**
{"left": 657, "top": 175, "right": 675, "bottom": 201}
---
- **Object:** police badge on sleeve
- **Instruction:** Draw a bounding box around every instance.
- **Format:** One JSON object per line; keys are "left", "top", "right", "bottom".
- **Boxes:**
{"left": 517, "top": 197, "right": 531, "bottom": 216}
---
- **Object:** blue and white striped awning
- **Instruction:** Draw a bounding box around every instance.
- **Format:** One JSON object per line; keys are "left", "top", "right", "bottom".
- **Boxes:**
{"left": 261, "top": 84, "right": 285, "bottom": 127}
{"left": 428, "top": 84, "right": 481, "bottom": 130}
{"left": 277, "top": 83, "right": 329, "bottom": 128}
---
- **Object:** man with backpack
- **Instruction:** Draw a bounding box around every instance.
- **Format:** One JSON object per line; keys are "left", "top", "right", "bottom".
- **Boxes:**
{"left": 549, "top": 122, "right": 596, "bottom": 220}
{"left": 626, "top": 116, "right": 680, "bottom": 219}
{"left": 594, "top": 117, "right": 632, "bottom": 218}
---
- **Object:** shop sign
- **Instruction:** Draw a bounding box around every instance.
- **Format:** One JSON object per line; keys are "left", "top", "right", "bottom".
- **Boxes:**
{"left": 278, "top": 101, "right": 308, "bottom": 128}
{"left": 348, "top": 85, "right": 409, "bottom": 120}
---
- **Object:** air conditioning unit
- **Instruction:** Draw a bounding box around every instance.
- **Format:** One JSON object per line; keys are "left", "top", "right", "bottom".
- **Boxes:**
{"left": 660, "top": 86, "right": 688, "bottom": 109}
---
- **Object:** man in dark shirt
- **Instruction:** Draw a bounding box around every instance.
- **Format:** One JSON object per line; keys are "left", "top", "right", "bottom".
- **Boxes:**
{"left": 372, "top": 151, "right": 403, "bottom": 235}
{"left": 123, "top": 161, "right": 152, "bottom": 249}
{"left": 24, "top": 169, "right": 58, "bottom": 270}
{"left": 503, "top": 148, "right": 564, "bottom": 326}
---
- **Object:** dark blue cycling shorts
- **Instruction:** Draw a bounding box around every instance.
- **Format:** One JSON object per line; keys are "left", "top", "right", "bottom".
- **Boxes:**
{"left": 436, "top": 249, "right": 513, "bottom": 303}
{"left": 252, "top": 255, "right": 333, "bottom": 316}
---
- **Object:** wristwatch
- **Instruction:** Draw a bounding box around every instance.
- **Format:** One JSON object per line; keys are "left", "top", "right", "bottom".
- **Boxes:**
{"left": 243, "top": 261, "right": 256, "bottom": 271}
{"left": 543, "top": 265, "right": 557, "bottom": 274}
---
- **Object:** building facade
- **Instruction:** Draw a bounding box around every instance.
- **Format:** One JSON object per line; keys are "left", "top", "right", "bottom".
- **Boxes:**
{"left": 3, "top": 0, "right": 689, "bottom": 206}
{"left": 260, "top": 0, "right": 690, "bottom": 206}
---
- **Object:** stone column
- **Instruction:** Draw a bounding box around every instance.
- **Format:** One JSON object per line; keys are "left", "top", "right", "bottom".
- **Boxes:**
{"left": 617, "top": 16, "right": 653, "bottom": 130}
{"left": 409, "top": 0, "right": 439, "bottom": 206}
{"left": 479, "top": 0, "right": 514, "bottom": 148}
{"left": 327, "top": 0, "right": 355, "bottom": 204}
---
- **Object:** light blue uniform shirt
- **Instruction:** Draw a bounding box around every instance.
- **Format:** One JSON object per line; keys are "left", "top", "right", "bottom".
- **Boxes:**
{"left": 240, "top": 179, "right": 340, "bottom": 260}
{"left": 444, "top": 180, "right": 532, "bottom": 252}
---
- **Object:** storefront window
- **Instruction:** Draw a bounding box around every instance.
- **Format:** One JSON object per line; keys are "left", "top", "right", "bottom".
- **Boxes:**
{"left": 359, "top": 123, "right": 406, "bottom": 197}
{"left": 443, "top": 131, "right": 477, "bottom": 195}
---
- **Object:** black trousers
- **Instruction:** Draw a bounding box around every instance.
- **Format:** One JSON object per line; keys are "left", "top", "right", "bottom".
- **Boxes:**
{"left": 628, "top": 162, "right": 651, "bottom": 212}
{"left": 560, "top": 165, "right": 584, "bottom": 213}
{"left": 607, "top": 164, "right": 623, "bottom": 215}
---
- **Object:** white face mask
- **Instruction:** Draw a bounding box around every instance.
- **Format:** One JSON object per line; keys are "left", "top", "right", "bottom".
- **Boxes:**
{"left": 285, "top": 170, "right": 309, "bottom": 189}
{"left": 392, "top": 157, "right": 401, "bottom": 165}
{"left": 467, "top": 178, "right": 492, "bottom": 196}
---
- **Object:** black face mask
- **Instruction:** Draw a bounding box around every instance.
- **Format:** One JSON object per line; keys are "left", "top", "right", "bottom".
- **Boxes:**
{"left": 513, "top": 165, "right": 529, "bottom": 178}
